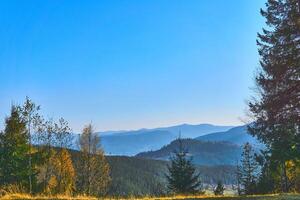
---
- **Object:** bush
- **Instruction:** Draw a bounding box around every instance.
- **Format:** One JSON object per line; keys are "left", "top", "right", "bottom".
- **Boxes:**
{"left": 214, "top": 181, "right": 225, "bottom": 196}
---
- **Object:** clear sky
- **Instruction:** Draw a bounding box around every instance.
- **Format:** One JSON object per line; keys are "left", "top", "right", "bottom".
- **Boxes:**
{"left": 0, "top": 0, "right": 266, "bottom": 132}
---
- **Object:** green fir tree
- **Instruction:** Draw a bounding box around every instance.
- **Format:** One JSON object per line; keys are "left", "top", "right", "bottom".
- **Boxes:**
{"left": 166, "top": 138, "right": 203, "bottom": 195}
{"left": 0, "top": 106, "right": 30, "bottom": 188}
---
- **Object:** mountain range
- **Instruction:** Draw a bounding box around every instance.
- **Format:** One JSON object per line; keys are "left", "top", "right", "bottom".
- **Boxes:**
{"left": 72, "top": 123, "right": 261, "bottom": 167}
{"left": 99, "top": 123, "right": 234, "bottom": 155}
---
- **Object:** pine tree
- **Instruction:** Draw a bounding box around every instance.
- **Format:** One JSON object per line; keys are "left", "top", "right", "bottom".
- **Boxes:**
{"left": 166, "top": 138, "right": 203, "bottom": 195}
{"left": 248, "top": 0, "right": 300, "bottom": 193}
{"left": 0, "top": 106, "right": 30, "bottom": 188}
{"left": 77, "top": 124, "right": 111, "bottom": 196}
{"left": 214, "top": 180, "right": 225, "bottom": 196}
{"left": 239, "top": 143, "right": 259, "bottom": 195}
{"left": 255, "top": 150, "right": 276, "bottom": 194}
{"left": 236, "top": 163, "right": 242, "bottom": 195}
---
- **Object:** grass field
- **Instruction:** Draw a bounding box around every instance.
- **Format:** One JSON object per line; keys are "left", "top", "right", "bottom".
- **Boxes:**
{"left": 157, "top": 194, "right": 300, "bottom": 200}
{"left": 0, "top": 194, "right": 299, "bottom": 200}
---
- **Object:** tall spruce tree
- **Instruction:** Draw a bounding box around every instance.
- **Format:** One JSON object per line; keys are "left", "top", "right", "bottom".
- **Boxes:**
{"left": 255, "top": 150, "right": 277, "bottom": 194}
{"left": 166, "top": 138, "right": 203, "bottom": 195}
{"left": 248, "top": 0, "right": 300, "bottom": 193}
{"left": 0, "top": 106, "right": 30, "bottom": 188}
{"left": 239, "top": 143, "right": 259, "bottom": 195}
{"left": 236, "top": 163, "right": 242, "bottom": 195}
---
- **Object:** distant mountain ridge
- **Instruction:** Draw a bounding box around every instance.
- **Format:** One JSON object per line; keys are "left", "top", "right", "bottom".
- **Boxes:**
{"left": 154, "top": 123, "right": 234, "bottom": 138}
{"left": 100, "top": 130, "right": 175, "bottom": 155}
{"left": 136, "top": 138, "right": 242, "bottom": 166}
{"left": 195, "top": 125, "right": 262, "bottom": 147}
{"left": 99, "top": 123, "right": 234, "bottom": 155}
{"left": 98, "top": 123, "right": 233, "bottom": 137}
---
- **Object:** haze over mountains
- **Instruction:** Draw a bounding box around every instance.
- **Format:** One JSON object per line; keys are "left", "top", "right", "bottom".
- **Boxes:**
{"left": 70, "top": 123, "right": 262, "bottom": 166}
{"left": 99, "top": 123, "right": 234, "bottom": 155}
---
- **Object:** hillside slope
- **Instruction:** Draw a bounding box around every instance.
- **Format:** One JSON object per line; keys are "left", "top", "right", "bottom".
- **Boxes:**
{"left": 196, "top": 125, "right": 261, "bottom": 147}
{"left": 136, "top": 139, "right": 242, "bottom": 165}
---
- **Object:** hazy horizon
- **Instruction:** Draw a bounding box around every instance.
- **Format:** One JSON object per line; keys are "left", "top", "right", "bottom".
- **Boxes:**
{"left": 0, "top": 0, "right": 265, "bottom": 132}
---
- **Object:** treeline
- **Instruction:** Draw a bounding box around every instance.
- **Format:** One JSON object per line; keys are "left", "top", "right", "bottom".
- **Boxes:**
{"left": 0, "top": 97, "right": 110, "bottom": 197}
{"left": 236, "top": 0, "right": 300, "bottom": 195}
{"left": 0, "top": 98, "right": 239, "bottom": 198}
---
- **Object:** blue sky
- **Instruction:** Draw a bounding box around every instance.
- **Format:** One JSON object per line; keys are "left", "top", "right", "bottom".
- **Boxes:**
{"left": 0, "top": 0, "right": 265, "bottom": 132}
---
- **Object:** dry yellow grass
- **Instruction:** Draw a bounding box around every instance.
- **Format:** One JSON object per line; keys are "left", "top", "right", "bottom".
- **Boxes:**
{"left": 0, "top": 193, "right": 299, "bottom": 200}
{"left": 0, "top": 194, "right": 97, "bottom": 200}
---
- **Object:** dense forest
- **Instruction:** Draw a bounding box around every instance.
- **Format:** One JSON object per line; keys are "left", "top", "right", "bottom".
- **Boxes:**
{"left": 98, "top": 156, "right": 237, "bottom": 196}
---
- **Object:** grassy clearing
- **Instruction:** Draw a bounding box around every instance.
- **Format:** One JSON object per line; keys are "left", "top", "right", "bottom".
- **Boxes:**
{"left": 0, "top": 194, "right": 97, "bottom": 200}
{"left": 0, "top": 194, "right": 299, "bottom": 200}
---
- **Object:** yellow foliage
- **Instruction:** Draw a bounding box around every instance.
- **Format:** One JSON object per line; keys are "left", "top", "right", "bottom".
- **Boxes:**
{"left": 45, "top": 176, "right": 57, "bottom": 194}
{"left": 37, "top": 148, "right": 75, "bottom": 195}
{"left": 286, "top": 160, "right": 300, "bottom": 192}
{"left": 53, "top": 148, "right": 75, "bottom": 195}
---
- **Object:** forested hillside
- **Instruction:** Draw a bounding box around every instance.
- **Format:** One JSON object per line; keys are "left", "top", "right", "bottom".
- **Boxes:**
{"left": 196, "top": 125, "right": 261, "bottom": 147}
{"left": 136, "top": 139, "right": 242, "bottom": 165}
{"left": 70, "top": 150, "right": 237, "bottom": 197}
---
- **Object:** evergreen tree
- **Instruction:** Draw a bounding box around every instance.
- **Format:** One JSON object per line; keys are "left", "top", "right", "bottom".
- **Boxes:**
{"left": 214, "top": 180, "right": 225, "bottom": 196}
{"left": 236, "top": 163, "right": 242, "bottom": 195}
{"left": 239, "top": 143, "right": 259, "bottom": 195}
{"left": 255, "top": 150, "right": 277, "bottom": 194}
{"left": 76, "top": 124, "right": 111, "bottom": 196}
{"left": 0, "top": 106, "right": 30, "bottom": 188}
{"left": 248, "top": 0, "right": 300, "bottom": 193}
{"left": 166, "top": 138, "right": 203, "bottom": 195}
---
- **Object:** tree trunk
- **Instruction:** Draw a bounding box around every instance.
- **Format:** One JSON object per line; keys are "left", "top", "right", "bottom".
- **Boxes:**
{"left": 281, "top": 161, "right": 289, "bottom": 193}
{"left": 28, "top": 118, "right": 32, "bottom": 194}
